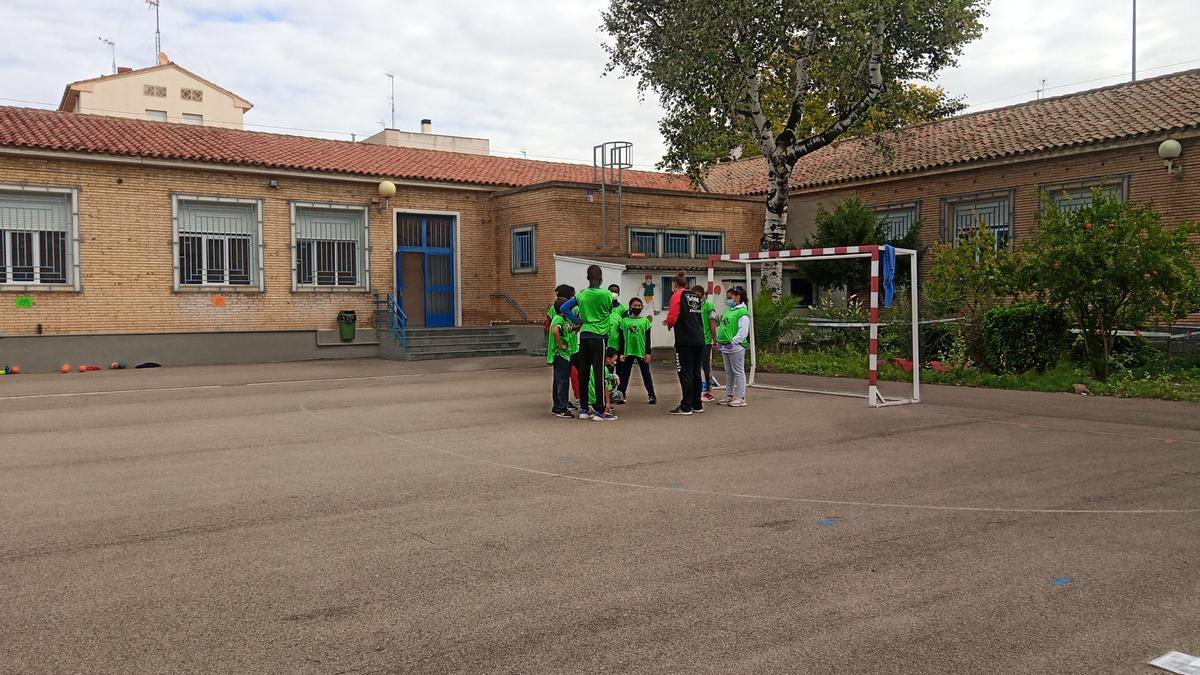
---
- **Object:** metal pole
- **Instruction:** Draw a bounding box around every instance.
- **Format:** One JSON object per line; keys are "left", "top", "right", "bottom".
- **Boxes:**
{"left": 746, "top": 262, "right": 757, "bottom": 386}
{"left": 386, "top": 73, "right": 395, "bottom": 128}
{"left": 1132, "top": 0, "right": 1137, "bottom": 81}
{"left": 909, "top": 252, "right": 920, "bottom": 403}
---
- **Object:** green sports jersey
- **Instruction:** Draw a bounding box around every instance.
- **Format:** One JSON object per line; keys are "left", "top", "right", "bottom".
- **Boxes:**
{"left": 575, "top": 287, "right": 615, "bottom": 336}
{"left": 717, "top": 305, "right": 750, "bottom": 347}
{"left": 608, "top": 303, "right": 628, "bottom": 340}
{"left": 700, "top": 299, "right": 715, "bottom": 343}
{"left": 619, "top": 315, "right": 651, "bottom": 358}
{"left": 547, "top": 315, "right": 579, "bottom": 363}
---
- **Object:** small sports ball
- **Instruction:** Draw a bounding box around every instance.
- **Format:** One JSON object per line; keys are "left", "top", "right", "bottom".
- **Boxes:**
{"left": 111, "top": 362, "right": 120, "bottom": 370}
{"left": 61, "top": 364, "right": 71, "bottom": 373}
{"left": 118, "top": 361, "right": 126, "bottom": 369}
{"left": 611, "top": 389, "right": 626, "bottom": 403}
{"left": 9, "top": 366, "right": 19, "bottom": 375}
{"left": 79, "top": 365, "right": 87, "bottom": 372}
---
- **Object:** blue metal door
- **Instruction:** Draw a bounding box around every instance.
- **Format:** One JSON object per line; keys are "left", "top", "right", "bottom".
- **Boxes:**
{"left": 395, "top": 213, "right": 456, "bottom": 328}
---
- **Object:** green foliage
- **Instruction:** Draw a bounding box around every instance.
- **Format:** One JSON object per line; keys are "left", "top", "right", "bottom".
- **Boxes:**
{"left": 980, "top": 303, "right": 1067, "bottom": 374}
{"left": 750, "top": 290, "right": 804, "bottom": 352}
{"left": 802, "top": 197, "right": 887, "bottom": 294}
{"left": 923, "top": 225, "right": 1022, "bottom": 363}
{"left": 1024, "top": 190, "right": 1200, "bottom": 380}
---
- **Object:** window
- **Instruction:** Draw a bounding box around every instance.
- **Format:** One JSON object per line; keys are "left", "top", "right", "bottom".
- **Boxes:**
{"left": 790, "top": 278, "right": 816, "bottom": 307}
{"left": 941, "top": 190, "right": 1014, "bottom": 249}
{"left": 174, "top": 195, "right": 263, "bottom": 290}
{"left": 510, "top": 224, "right": 536, "bottom": 273}
{"left": 181, "top": 113, "right": 203, "bottom": 126}
{"left": 180, "top": 88, "right": 204, "bottom": 102}
{"left": 0, "top": 186, "right": 78, "bottom": 289}
{"left": 630, "top": 228, "right": 724, "bottom": 258}
{"left": 1040, "top": 176, "right": 1129, "bottom": 213}
{"left": 292, "top": 203, "right": 369, "bottom": 290}
{"left": 661, "top": 275, "right": 697, "bottom": 310}
{"left": 145, "top": 109, "right": 168, "bottom": 122}
{"left": 875, "top": 202, "right": 920, "bottom": 241}
{"left": 143, "top": 84, "right": 167, "bottom": 98}
{"left": 631, "top": 230, "right": 658, "bottom": 256}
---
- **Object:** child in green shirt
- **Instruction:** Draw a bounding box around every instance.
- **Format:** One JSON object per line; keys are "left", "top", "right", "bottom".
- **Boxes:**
{"left": 615, "top": 297, "right": 656, "bottom": 404}
{"left": 547, "top": 298, "right": 578, "bottom": 418}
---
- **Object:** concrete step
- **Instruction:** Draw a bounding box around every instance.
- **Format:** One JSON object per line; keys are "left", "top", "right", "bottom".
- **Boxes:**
{"left": 406, "top": 340, "right": 521, "bottom": 354}
{"left": 406, "top": 327, "right": 512, "bottom": 338}
{"left": 405, "top": 334, "right": 521, "bottom": 348}
{"left": 406, "top": 347, "right": 528, "bottom": 361}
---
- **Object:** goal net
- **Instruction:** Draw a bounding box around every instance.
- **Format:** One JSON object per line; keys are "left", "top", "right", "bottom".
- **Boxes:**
{"left": 706, "top": 245, "right": 921, "bottom": 408}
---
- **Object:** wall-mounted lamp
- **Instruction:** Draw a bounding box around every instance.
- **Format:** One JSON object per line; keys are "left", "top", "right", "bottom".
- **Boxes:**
{"left": 377, "top": 180, "right": 396, "bottom": 210}
{"left": 1158, "top": 139, "right": 1183, "bottom": 177}
{"left": 268, "top": 178, "right": 279, "bottom": 189}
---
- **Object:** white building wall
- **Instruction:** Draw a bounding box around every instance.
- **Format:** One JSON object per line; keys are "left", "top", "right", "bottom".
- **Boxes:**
{"left": 74, "top": 67, "right": 247, "bottom": 128}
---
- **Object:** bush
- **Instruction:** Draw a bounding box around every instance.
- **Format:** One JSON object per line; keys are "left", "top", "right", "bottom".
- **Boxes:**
{"left": 980, "top": 303, "right": 1067, "bottom": 373}
{"left": 751, "top": 290, "right": 803, "bottom": 352}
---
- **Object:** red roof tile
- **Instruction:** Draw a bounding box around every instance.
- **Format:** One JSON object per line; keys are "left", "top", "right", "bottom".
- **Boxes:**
{"left": 704, "top": 68, "right": 1200, "bottom": 195}
{"left": 0, "top": 106, "right": 696, "bottom": 192}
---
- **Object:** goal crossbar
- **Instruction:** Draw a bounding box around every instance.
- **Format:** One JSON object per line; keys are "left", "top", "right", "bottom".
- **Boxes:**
{"left": 706, "top": 245, "right": 920, "bottom": 408}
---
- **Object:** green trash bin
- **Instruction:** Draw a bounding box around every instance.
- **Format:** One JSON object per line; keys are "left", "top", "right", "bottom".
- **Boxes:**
{"left": 337, "top": 310, "right": 357, "bottom": 342}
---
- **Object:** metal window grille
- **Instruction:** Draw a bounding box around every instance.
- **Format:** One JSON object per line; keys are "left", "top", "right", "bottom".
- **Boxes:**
{"left": 941, "top": 190, "right": 1014, "bottom": 249}
{"left": 664, "top": 232, "right": 691, "bottom": 258}
{"left": 176, "top": 199, "right": 259, "bottom": 287}
{"left": 631, "top": 230, "right": 658, "bottom": 256}
{"left": 294, "top": 205, "right": 366, "bottom": 288}
{"left": 875, "top": 203, "right": 919, "bottom": 241}
{"left": 0, "top": 189, "right": 73, "bottom": 286}
{"left": 695, "top": 233, "right": 723, "bottom": 256}
{"left": 660, "top": 275, "right": 697, "bottom": 310}
{"left": 511, "top": 226, "right": 535, "bottom": 272}
{"left": 1042, "top": 177, "right": 1128, "bottom": 213}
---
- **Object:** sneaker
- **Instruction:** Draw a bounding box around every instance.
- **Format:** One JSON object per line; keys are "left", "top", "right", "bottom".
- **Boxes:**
{"left": 578, "top": 410, "right": 591, "bottom": 420}
{"left": 716, "top": 397, "right": 733, "bottom": 405}
{"left": 648, "top": 396, "right": 657, "bottom": 405}
{"left": 701, "top": 392, "right": 715, "bottom": 402}
{"left": 553, "top": 410, "right": 574, "bottom": 419}
{"left": 693, "top": 405, "right": 705, "bottom": 413}
{"left": 668, "top": 406, "right": 693, "bottom": 416}
{"left": 566, "top": 401, "right": 579, "bottom": 410}
{"left": 729, "top": 398, "right": 747, "bottom": 407}
{"left": 593, "top": 411, "right": 618, "bottom": 421}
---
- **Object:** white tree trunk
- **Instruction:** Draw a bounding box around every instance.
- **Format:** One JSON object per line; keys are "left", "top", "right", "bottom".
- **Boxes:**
{"left": 759, "top": 158, "right": 791, "bottom": 297}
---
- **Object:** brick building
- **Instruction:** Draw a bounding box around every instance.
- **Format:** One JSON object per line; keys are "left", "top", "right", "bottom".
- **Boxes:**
{"left": 3, "top": 68, "right": 1200, "bottom": 370}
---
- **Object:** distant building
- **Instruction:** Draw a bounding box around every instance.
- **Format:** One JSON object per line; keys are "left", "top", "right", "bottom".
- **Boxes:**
{"left": 56, "top": 54, "right": 252, "bottom": 129}
{"left": 361, "top": 119, "right": 490, "bottom": 156}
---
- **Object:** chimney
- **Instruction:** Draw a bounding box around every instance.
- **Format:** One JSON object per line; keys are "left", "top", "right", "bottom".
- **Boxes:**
{"left": 420, "top": 119, "right": 432, "bottom": 134}
{"left": 157, "top": 52, "right": 170, "bottom": 66}
{"left": 117, "top": 66, "right": 133, "bottom": 74}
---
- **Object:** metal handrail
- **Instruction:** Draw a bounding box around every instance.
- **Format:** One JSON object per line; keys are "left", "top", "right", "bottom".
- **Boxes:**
{"left": 490, "top": 292, "right": 529, "bottom": 322}
{"left": 385, "top": 291, "right": 408, "bottom": 352}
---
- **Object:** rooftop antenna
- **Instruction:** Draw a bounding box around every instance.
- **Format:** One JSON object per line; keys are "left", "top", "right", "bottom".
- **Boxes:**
{"left": 1036, "top": 78, "right": 1046, "bottom": 100}
{"left": 99, "top": 37, "right": 116, "bottom": 74}
{"left": 1131, "top": 0, "right": 1137, "bottom": 81}
{"left": 146, "top": 0, "right": 162, "bottom": 59}
{"left": 593, "top": 141, "right": 633, "bottom": 250}
{"left": 385, "top": 73, "right": 396, "bottom": 129}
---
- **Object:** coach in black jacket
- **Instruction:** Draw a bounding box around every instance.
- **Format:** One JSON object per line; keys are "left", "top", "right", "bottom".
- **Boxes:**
{"left": 664, "top": 272, "right": 705, "bottom": 415}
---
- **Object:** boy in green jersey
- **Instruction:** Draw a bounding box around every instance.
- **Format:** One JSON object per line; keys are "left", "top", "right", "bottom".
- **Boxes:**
{"left": 561, "top": 265, "right": 616, "bottom": 419}
{"left": 693, "top": 285, "right": 719, "bottom": 401}
{"left": 547, "top": 298, "right": 578, "bottom": 418}
{"left": 607, "top": 283, "right": 628, "bottom": 343}
{"left": 615, "top": 296, "right": 656, "bottom": 403}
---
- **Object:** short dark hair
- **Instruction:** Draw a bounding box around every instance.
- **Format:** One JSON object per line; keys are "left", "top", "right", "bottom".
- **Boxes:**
{"left": 605, "top": 346, "right": 619, "bottom": 358}
{"left": 608, "top": 284, "right": 620, "bottom": 293}
{"left": 555, "top": 284, "right": 575, "bottom": 299}
{"left": 553, "top": 297, "right": 567, "bottom": 313}
{"left": 672, "top": 272, "right": 688, "bottom": 289}
{"left": 690, "top": 284, "right": 706, "bottom": 297}
{"left": 628, "top": 297, "right": 643, "bottom": 308}
{"left": 727, "top": 286, "right": 747, "bottom": 304}
{"left": 587, "top": 265, "right": 603, "bottom": 284}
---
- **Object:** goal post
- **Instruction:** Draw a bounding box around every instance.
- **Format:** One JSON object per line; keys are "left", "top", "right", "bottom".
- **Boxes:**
{"left": 706, "top": 245, "right": 920, "bottom": 408}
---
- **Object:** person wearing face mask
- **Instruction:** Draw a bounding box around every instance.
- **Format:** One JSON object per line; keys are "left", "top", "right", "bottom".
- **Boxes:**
{"left": 715, "top": 286, "right": 751, "bottom": 407}
{"left": 615, "top": 296, "right": 656, "bottom": 404}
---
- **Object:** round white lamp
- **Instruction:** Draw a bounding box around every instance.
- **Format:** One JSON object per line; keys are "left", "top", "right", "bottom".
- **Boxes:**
{"left": 1159, "top": 139, "right": 1183, "bottom": 176}
{"left": 377, "top": 180, "right": 396, "bottom": 210}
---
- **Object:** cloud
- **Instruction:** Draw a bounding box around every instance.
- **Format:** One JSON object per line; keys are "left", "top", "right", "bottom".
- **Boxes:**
{"left": 2, "top": 0, "right": 1200, "bottom": 170}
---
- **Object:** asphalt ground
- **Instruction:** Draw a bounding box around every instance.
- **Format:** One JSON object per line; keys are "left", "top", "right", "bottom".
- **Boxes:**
{"left": 1, "top": 356, "right": 1197, "bottom": 674}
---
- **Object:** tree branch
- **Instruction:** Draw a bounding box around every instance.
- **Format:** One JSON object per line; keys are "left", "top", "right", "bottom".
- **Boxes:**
{"left": 782, "top": 32, "right": 816, "bottom": 136}
{"left": 744, "top": 73, "right": 778, "bottom": 159}
{"left": 782, "top": 20, "right": 887, "bottom": 164}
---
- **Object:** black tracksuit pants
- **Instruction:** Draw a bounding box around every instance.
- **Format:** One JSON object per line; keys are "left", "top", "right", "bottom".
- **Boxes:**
{"left": 616, "top": 356, "right": 655, "bottom": 399}
{"left": 675, "top": 344, "right": 704, "bottom": 411}
{"left": 578, "top": 334, "right": 607, "bottom": 411}
{"left": 551, "top": 356, "right": 572, "bottom": 412}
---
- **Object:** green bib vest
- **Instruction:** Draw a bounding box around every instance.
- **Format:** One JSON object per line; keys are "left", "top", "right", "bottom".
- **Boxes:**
{"left": 576, "top": 287, "right": 614, "bottom": 336}
{"left": 608, "top": 303, "right": 628, "bottom": 340}
{"left": 547, "top": 315, "right": 579, "bottom": 363}
{"left": 619, "top": 315, "right": 651, "bottom": 358}
{"left": 717, "top": 305, "right": 749, "bottom": 347}
{"left": 700, "top": 299, "right": 715, "bottom": 343}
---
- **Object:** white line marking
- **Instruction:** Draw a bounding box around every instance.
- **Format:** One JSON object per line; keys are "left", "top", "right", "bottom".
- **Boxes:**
{"left": 298, "top": 399, "right": 1199, "bottom": 516}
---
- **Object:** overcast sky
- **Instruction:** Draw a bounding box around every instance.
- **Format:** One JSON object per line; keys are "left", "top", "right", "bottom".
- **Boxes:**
{"left": 2, "top": 0, "right": 1198, "bottom": 170}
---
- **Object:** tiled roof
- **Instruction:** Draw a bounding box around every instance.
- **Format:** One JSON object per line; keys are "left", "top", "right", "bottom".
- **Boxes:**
{"left": 0, "top": 106, "right": 696, "bottom": 192}
{"left": 558, "top": 253, "right": 745, "bottom": 272}
{"left": 704, "top": 68, "right": 1200, "bottom": 195}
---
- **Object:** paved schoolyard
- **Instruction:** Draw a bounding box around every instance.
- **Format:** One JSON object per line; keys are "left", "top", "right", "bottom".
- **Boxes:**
{"left": 1, "top": 356, "right": 1197, "bottom": 674}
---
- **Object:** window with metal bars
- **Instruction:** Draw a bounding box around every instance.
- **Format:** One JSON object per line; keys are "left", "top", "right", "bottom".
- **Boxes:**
{"left": 1040, "top": 176, "right": 1129, "bottom": 213}
{"left": 292, "top": 204, "right": 367, "bottom": 289}
{"left": 630, "top": 230, "right": 658, "bottom": 256}
{"left": 0, "top": 188, "right": 75, "bottom": 287}
{"left": 175, "top": 197, "right": 261, "bottom": 288}
{"left": 663, "top": 232, "right": 691, "bottom": 258}
{"left": 875, "top": 202, "right": 919, "bottom": 241}
{"left": 941, "top": 190, "right": 1014, "bottom": 250}
{"left": 695, "top": 233, "right": 723, "bottom": 256}
{"left": 510, "top": 225, "right": 535, "bottom": 273}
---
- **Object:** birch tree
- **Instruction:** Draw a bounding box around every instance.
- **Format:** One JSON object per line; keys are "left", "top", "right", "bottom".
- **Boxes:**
{"left": 602, "top": 0, "right": 987, "bottom": 293}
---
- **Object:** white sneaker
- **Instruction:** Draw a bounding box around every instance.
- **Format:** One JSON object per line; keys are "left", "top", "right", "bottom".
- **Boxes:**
{"left": 578, "top": 410, "right": 591, "bottom": 420}
{"left": 729, "top": 397, "right": 747, "bottom": 407}
{"left": 716, "top": 397, "right": 733, "bottom": 405}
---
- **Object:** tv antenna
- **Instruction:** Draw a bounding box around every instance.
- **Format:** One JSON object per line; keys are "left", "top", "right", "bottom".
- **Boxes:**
{"left": 385, "top": 73, "right": 396, "bottom": 129}
{"left": 1036, "top": 78, "right": 1046, "bottom": 100}
{"left": 99, "top": 37, "right": 116, "bottom": 74}
{"left": 146, "top": 0, "right": 162, "bottom": 57}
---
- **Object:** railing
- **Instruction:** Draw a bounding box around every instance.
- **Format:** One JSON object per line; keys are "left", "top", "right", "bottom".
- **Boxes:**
{"left": 490, "top": 292, "right": 529, "bottom": 322}
{"left": 374, "top": 292, "right": 408, "bottom": 352}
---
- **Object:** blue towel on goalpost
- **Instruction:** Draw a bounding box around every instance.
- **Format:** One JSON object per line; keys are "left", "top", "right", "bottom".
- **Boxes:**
{"left": 881, "top": 244, "right": 896, "bottom": 308}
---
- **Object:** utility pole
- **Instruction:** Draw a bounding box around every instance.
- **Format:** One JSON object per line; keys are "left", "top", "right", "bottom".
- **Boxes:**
{"left": 386, "top": 72, "right": 396, "bottom": 128}
{"left": 1132, "top": 0, "right": 1137, "bottom": 81}
{"left": 99, "top": 37, "right": 116, "bottom": 74}
{"left": 147, "top": 0, "right": 162, "bottom": 57}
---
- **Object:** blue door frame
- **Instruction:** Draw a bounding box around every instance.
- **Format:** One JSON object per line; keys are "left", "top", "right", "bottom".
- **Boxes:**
{"left": 395, "top": 213, "right": 456, "bottom": 328}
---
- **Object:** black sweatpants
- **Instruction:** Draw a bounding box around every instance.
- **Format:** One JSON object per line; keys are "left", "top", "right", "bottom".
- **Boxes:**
{"left": 700, "top": 344, "right": 715, "bottom": 388}
{"left": 578, "top": 334, "right": 607, "bottom": 412}
{"left": 551, "top": 356, "right": 572, "bottom": 412}
{"left": 616, "top": 356, "right": 655, "bottom": 399}
{"left": 675, "top": 344, "right": 704, "bottom": 411}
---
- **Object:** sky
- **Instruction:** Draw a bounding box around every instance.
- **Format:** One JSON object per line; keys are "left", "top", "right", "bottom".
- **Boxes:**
{"left": 2, "top": 0, "right": 1199, "bottom": 171}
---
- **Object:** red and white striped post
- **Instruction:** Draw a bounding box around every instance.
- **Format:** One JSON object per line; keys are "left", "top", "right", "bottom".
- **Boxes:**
{"left": 868, "top": 246, "right": 883, "bottom": 407}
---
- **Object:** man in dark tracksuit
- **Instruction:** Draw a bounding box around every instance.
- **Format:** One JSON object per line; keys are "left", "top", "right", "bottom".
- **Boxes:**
{"left": 665, "top": 272, "right": 705, "bottom": 415}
